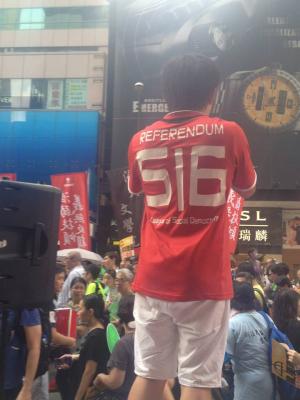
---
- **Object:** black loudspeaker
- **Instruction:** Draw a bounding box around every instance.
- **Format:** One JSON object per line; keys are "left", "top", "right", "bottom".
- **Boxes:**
{"left": 0, "top": 181, "right": 61, "bottom": 308}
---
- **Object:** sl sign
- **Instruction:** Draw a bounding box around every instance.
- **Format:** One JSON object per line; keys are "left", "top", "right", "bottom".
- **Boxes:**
{"left": 238, "top": 208, "right": 282, "bottom": 253}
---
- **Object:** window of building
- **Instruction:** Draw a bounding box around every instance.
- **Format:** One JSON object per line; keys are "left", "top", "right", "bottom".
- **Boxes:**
{"left": 0, "top": 78, "right": 88, "bottom": 110}
{"left": 45, "top": 6, "right": 108, "bottom": 29}
{"left": 11, "top": 79, "right": 31, "bottom": 108}
{"left": 19, "top": 8, "right": 45, "bottom": 30}
{"left": 0, "top": 46, "right": 101, "bottom": 53}
{"left": 30, "top": 79, "right": 47, "bottom": 109}
{"left": 0, "top": 79, "right": 11, "bottom": 108}
{"left": 0, "top": 6, "right": 108, "bottom": 31}
{"left": 0, "top": 9, "right": 19, "bottom": 30}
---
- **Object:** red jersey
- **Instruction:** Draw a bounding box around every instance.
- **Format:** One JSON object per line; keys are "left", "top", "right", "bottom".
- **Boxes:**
{"left": 128, "top": 111, "right": 256, "bottom": 301}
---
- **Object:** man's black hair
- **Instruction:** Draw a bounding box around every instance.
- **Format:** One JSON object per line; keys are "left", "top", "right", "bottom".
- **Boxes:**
{"left": 85, "top": 263, "right": 100, "bottom": 280}
{"left": 235, "top": 271, "right": 253, "bottom": 284}
{"left": 275, "top": 275, "right": 291, "bottom": 288}
{"left": 237, "top": 261, "right": 256, "bottom": 279}
{"left": 270, "top": 262, "right": 289, "bottom": 276}
{"left": 105, "top": 251, "right": 120, "bottom": 264}
{"left": 231, "top": 281, "right": 256, "bottom": 312}
{"left": 55, "top": 264, "right": 65, "bottom": 275}
{"left": 162, "top": 54, "right": 220, "bottom": 111}
{"left": 247, "top": 247, "right": 257, "bottom": 255}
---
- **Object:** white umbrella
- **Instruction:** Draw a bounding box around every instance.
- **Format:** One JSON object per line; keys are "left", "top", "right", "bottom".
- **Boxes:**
{"left": 57, "top": 248, "right": 103, "bottom": 263}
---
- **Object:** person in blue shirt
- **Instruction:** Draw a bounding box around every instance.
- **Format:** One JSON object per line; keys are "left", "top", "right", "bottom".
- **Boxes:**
{"left": 3, "top": 308, "right": 41, "bottom": 400}
{"left": 226, "top": 282, "right": 276, "bottom": 400}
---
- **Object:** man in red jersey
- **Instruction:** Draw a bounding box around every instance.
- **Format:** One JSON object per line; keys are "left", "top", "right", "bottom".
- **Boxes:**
{"left": 128, "top": 54, "right": 256, "bottom": 400}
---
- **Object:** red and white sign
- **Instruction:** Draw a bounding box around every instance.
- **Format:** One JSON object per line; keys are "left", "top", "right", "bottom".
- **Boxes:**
{"left": 0, "top": 173, "right": 16, "bottom": 180}
{"left": 51, "top": 172, "right": 91, "bottom": 250}
{"left": 55, "top": 308, "right": 77, "bottom": 339}
{"left": 227, "top": 189, "right": 244, "bottom": 254}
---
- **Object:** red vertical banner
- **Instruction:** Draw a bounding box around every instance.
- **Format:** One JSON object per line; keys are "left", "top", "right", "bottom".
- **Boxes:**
{"left": 227, "top": 189, "right": 244, "bottom": 254}
{"left": 51, "top": 172, "right": 91, "bottom": 250}
{"left": 0, "top": 173, "right": 16, "bottom": 180}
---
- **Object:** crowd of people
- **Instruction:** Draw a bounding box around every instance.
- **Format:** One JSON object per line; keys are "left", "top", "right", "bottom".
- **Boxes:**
{"left": 3, "top": 246, "right": 300, "bottom": 400}
{"left": 226, "top": 250, "right": 300, "bottom": 400}
{"left": 2, "top": 250, "right": 138, "bottom": 400}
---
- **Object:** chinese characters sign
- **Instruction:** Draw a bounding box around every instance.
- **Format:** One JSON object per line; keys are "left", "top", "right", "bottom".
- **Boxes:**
{"left": 227, "top": 189, "right": 244, "bottom": 254}
{"left": 51, "top": 172, "right": 91, "bottom": 250}
{"left": 238, "top": 208, "right": 282, "bottom": 252}
{"left": 107, "top": 167, "right": 144, "bottom": 243}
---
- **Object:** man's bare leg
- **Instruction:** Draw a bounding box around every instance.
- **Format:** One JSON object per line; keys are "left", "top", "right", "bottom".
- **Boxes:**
{"left": 181, "top": 386, "right": 212, "bottom": 400}
{"left": 163, "top": 383, "right": 176, "bottom": 400}
{"left": 128, "top": 377, "right": 166, "bottom": 400}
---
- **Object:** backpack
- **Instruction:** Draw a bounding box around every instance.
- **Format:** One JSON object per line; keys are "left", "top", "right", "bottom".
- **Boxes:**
{"left": 94, "top": 280, "right": 106, "bottom": 298}
{"left": 35, "top": 308, "right": 52, "bottom": 378}
{"left": 259, "top": 311, "right": 300, "bottom": 400}
{"left": 0, "top": 308, "right": 51, "bottom": 387}
{"left": 253, "top": 288, "right": 269, "bottom": 314}
{"left": 11, "top": 308, "right": 51, "bottom": 378}
{"left": 0, "top": 309, "right": 27, "bottom": 390}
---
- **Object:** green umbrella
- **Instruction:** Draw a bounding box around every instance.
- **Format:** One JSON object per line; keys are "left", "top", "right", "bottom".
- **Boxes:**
{"left": 106, "top": 323, "right": 120, "bottom": 353}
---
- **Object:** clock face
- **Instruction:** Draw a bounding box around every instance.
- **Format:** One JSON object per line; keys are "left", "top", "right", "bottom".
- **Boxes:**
{"left": 241, "top": 69, "right": 300, "bottom": 132}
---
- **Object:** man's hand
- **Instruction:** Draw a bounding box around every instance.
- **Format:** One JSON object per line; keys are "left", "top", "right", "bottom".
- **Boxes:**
{"left": 287, "top": 349, "right": 300, "bottom": 368}
{"left": 56, "top": 354, "right": 74, "bottom": 370}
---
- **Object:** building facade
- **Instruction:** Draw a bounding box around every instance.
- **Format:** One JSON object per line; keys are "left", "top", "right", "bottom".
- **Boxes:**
{"left": 0, "top": 0, "right": 110, "bottom": 250}
{"left": 0, "top": 0, "right": 108, "bottom": 112}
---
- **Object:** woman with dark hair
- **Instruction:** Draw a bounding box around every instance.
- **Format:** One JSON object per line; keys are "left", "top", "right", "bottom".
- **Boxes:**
{"left": 272, "top": 288, "right": 300, "bottom": 352}
{"left": 103, "top": 269, "right": 121, "bottom": 322}
{"left": 86, "top": 295, "right": 175, "bottom": 400}
{"left": 57, "top": 295, "right": 110, "bottom": 400}
{"left": 226, "top": 282, "right": 275, "bottom": 400}
{"left": 68, "top": 277, "right": 87, "bottom": 312}
{"left": 87, "top": 294, "right": 136, "bottom": 400}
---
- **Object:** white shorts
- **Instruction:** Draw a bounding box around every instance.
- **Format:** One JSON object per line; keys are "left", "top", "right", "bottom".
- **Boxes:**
{"left": 32, "top": 372, "right": 49, "bottom": 400}
{"left": 134, "top": 293, "right": 230, "bottom": 388}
